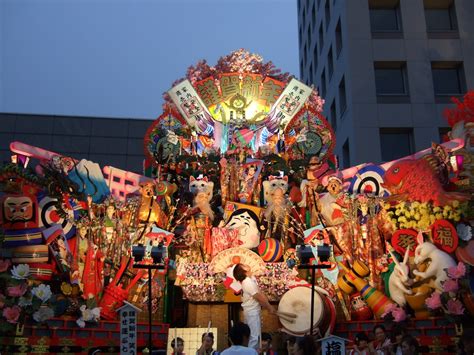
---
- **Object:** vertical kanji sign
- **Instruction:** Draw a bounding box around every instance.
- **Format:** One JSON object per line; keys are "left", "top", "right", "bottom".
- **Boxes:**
{"left": 318, "top": 335, "right": 348, "bottom": 355}
{"left": 168, "top": 79, "right": 212, "bottom": 134}
{"left": 117, "top": 301, "right": 141, "bottom": 355}
{"left": 267, "top": 78, "right": 312, "bottom": 131}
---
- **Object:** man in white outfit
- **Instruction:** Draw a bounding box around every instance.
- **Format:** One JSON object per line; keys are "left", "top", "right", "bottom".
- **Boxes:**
{"left": 233, "top": 263, "right": 276, "bottom": 350}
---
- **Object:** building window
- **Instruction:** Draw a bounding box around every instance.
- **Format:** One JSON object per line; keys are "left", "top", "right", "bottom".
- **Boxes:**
{"left": 330, "top": 100, "right": 337, "bottom": 132}
{"left": 432, "top": 62, "right": 466, "bottom": 98}
{"left": 374, "top": 62, "right": 409, "bottom": 101}
{"left": 424, "top": 0, "right": 458, "bottom": 35}
{"left": 369, "top": 0, "right": 402, "bottom": 35}
{"left": 319, "top": 23, "right": 324, "bottom": 54}
{"left": 335, "top": 19, "right": 342, "bottom": 58}
{"left": 325, "top": 0, "right": 331, "bottom": 30}
{"left": 338, "top": 76, "right": 347, "bottom": 117}
{"left": 342, "top": 139, "right": 350, "bottom": 168}
{"left": 328, "top": 46, "right": 334, "bottom": 80}
{"left": 380, "top": 128, "right": 414, "bottom": 162}
{"left": 321, "top": 69, "right": 327, "bottom": 98}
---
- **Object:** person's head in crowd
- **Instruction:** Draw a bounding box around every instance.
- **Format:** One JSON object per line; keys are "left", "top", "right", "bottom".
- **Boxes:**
{"left": 201, "top": 332, "right": 215, "bottom": 351}
{"left": 373, "top": 324, "right": 388, "bottom": 344}
{"left": 392, "top": 324, "right": 407, "bottom": 345}
{"left": 294, "top": 335, "right": 316, "bottom": 355}
{"left": 458, "top": 328, "right": 474, "bottom": 355}
{"left": 229, "top": 322, "right": 251, "bottom": 347}
{"left": 171, "top": 337, "right": 184, "bottom": 354}
{"left": 401, "top": 335, "right": 419, "bottom": 355}
{"left": 261, "top": 332, "right": 273, "bottom": 352}
{"left": 354, "top": 332, "right": 369, "bottom": 351}
{"left": 286, "top": 336, "right": 297, "bottom": 355}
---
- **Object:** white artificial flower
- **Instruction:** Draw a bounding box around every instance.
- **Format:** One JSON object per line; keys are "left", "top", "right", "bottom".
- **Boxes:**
{"left": 91, "top": 307, "right": 101, "bottom": 320}
{"left": 76, "top": 305, "right": 101, "bottom": 328}
{"left": 18, "top": 295, "right": 33, "bottom": 307}
{"left": 11, "top": 264, "right": 30, "bottom": 280}
{"left": 457, "top": 223, "right": 472, "bottom": 241}
{"left": 31, "top": 284, "right": 52, "bottom": 303}
{"left": 33, "top": 306, "right": 54, "bottom": 322}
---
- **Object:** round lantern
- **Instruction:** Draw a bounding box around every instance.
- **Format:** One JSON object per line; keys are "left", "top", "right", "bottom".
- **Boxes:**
{"left": 258, "top": 238, "right": 283, "bottom": 262}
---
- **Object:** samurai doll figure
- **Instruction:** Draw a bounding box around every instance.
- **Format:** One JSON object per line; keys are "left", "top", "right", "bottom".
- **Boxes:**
{"left": 184, "top": 176, "right": 215, "bottom": 262}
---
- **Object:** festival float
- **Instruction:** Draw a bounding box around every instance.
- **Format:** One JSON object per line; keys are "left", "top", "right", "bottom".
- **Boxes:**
{"left": 0, "top": 49, "right": 473, "bottom": 354}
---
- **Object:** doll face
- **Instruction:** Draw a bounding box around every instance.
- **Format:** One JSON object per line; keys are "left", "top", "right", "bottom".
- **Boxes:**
{"left": 79, "top": 227, "right": 88, "bottom": 238}
{"left": 106, "top": 205, "right": 115, "bottom": 218}
{"left": 4, "top": 196, "right": 34, "bottom": 222}
{"left": 226, "top": 211, "right": 260, "bottom": 248}
{"left": 327, "top": 179, "right": 342, "bottom": 196}
{"left": 140, "top": 182, "right": 155, "bottom": 198}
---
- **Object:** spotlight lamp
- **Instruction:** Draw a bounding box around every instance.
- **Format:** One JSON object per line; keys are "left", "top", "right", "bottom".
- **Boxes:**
{"left": 296, "top": 244, "right": 331, "bottom": 265}
{"left": 132, "top": 244, "right": 145, "bottom": 263}
{"left": 150, "top": 245, "right": 167, "bottom": 264}
{"left": 296, "top": 245, "right": 314, "bottom": 265}
{"left": 316, "top": 244, "right": 331, "bottom": 262}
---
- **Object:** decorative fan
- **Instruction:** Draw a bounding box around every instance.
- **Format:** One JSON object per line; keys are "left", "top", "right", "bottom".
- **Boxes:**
{"left": 284, "top": 107, "right": 335, "bottom": 162}
{"left": 209, "top": 247, "right": 265, "bottom": 275}
{"left": 143, "top": 109, "right": 190, "bottom": 165}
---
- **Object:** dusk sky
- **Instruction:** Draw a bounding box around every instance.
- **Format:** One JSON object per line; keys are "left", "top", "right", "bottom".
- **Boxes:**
{"left": 1, "top": 0, "right": 299, "bottom": 119}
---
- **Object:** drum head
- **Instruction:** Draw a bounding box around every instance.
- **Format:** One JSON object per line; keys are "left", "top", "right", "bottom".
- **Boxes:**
{"left": 278, "top": 286, "right": 324, "bottom": 335}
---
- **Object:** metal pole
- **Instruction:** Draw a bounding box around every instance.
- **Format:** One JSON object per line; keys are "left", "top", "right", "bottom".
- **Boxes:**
{"left": 310, "top": 265, "right": 315, "bottom": 336}
{"left": 148, "top": 267, "right": 153, "bottom": 353}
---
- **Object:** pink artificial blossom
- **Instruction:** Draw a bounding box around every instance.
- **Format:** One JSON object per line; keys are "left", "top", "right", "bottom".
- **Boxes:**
{"left": 0, "top": 259, "right": 11, "bottom": 272}
{"left": 447, "top": 262, "right": 466, "bottom": 279}
{"left": 7, "top": 283, "right": 28, "bottom": 297}
{"left": 3, "top": 305, "right": 21, "bottom": 324}
{"left": 392, "top": 307, "right": 407, "bottom": 322}
{"left": 425, "top": 292, "right": 442, "bottom": 310}
{"left": 381, "top": 303, "right": 397, "bottom": 318}
{"left": 443, "top": 279, "right": 459, "bottom": 293}
{"left": 446, "top": 299, "right": 465, "bottom": 315}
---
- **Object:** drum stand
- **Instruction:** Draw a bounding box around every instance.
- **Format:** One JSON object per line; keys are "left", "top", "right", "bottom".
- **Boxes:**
{"left": 298, "top": 263, "right": 331, "bottom": 336}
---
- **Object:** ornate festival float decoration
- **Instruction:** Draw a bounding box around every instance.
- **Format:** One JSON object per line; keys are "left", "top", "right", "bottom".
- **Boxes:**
{"left": 0, "top": 50, "right": 473, "bottom": 352}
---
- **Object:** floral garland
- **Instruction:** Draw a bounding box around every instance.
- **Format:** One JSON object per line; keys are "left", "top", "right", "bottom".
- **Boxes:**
{"left": 0, "top": 260, "right": 100, "bottom": 333}
{"left": 383, "top": 200, "right": 466, "bottom": 231}
{"left": 178, "top": 262, "right": 298, "bottom": 302}
{"left": 425, "top": 262, "right": 469, "bottom": 320}
{"left": 164, "top": 49, "right": 292, "bottom": 108}
{"left": 0, "top": 261, "right": 56, "bottom": 331}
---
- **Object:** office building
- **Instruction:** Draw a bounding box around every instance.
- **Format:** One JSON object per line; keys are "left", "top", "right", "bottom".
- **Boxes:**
{"left": 0, "top": 113, "right": 152, "bottom": 173}
{"left": 298, "top": 0, "right": 474, "bottom": 166}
